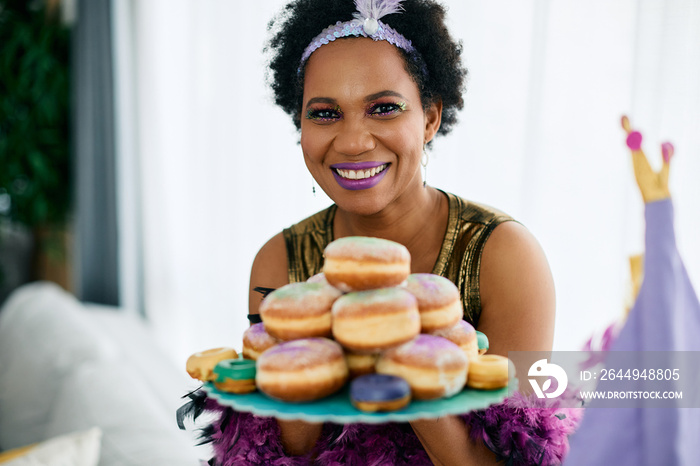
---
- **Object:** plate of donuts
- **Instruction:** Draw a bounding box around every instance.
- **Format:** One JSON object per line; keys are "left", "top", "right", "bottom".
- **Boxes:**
{"left": 200, "top": 378, "right": 516, "bottom": 424}
{"left": 186, "top": 237, "right": 519, "bottom": 423}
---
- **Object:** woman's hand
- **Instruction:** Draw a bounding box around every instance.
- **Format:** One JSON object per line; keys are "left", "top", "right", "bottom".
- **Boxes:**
{"left": 249, "top": 232, "right": 325, "bottom": 456}
{"left": 277, "top": 419, "right": 323, "bottom": 456}
{"left": 410, "top": 416, "right": 499, "bottom": 465}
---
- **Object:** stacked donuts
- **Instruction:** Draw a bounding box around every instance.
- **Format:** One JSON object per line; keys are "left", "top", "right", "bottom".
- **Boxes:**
{"left": 186, "top": 236, "right": 515, "bottom": 412}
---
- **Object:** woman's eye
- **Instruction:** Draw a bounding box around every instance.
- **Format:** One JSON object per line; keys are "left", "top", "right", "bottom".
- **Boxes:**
{"left": 368, "top": 102, "right": 406, "bottom": 116}
{"left": 306, "top": 107, "right": 342, "bottom": 122}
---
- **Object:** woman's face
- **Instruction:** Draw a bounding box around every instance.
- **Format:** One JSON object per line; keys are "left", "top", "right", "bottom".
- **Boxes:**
{"left": 300, "top": 38, "right": 440, "bottom": 216}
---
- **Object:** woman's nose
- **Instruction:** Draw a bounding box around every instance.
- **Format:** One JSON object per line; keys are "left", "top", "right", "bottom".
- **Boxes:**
{"left": 333, "top": 118, "right": 376, "bottom": 156}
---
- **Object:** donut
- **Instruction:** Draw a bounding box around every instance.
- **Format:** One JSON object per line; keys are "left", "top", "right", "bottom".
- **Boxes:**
{"left": 213, "top": 358, "right": 257, "bottom": 394}
{"left": 428, "top": 320, "right": 478, "bottom": 363}
{"left": 259, "top": 281, "right": 342, "bottom": 341}
{"left": 307, "top": 272, "right": 330, "bottom": 285}
{"left": 376, "top": 334, "right": 468, "bottom": 400}
{"left": 344, "top": 350, "right": 379, "bottom": 379}
{"left": 242, "top": 323, "right": 280, "bottom": 360}
{"left": 186, "top": 347, "right": 238, "bottom": 382}
{"left": 466, "top": 354, "right": 515, "bottom": 390}
{"left": 350, "top": 374, "right": 412, "bottom": 412}
{"left": 256, "top": 338, "right": 349, "bottom": 402}
{"left": 476, "top": 330, "right": 489, "bottom": 355}
{"left": 323, "top": 236, "right": 410, "bottom": 292}
{"left": 403, "top": 273, "right": 462, "bottom": 332}
{"left": 331, "top": 287, "right": 420, "bottom": 352}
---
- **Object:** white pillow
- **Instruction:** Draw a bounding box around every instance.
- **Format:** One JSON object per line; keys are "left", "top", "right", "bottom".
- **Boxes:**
{"left": 84, "top": 304, "right": 201, "bottom": 417}
{"left": 0, "top": 282, "right": 119, "bottom": 449}
{"left": 43, "top": 360, "right": 201, "bottom": 466}
{"left": 2, "top": 428, "right": 102, "bottom": 466}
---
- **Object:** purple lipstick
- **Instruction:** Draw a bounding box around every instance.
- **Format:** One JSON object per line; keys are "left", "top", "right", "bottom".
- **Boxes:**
{"left": 331, "top": 161, "right": 389, "bottom": 191}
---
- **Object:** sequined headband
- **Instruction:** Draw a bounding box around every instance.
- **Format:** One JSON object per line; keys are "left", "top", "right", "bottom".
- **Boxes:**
{"left": 299, "top": 0, "right": 416, "bottom": 71}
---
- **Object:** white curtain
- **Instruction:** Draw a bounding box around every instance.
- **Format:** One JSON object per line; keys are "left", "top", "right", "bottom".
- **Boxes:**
{"left": 113, "top": 0, "right": 700, "bottom": 367}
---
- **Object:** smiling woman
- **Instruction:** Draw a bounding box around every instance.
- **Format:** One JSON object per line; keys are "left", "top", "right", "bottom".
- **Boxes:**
{"left": 213, "top": 0, "right": 555, "bottom": 464}
{"left": 299, "top": 39, "right": 440, "bottom": 217}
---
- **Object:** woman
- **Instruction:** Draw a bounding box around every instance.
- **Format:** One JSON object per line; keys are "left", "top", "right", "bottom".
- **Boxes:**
{"left": 246, "top": 0, "right": 556, "bottom": 463}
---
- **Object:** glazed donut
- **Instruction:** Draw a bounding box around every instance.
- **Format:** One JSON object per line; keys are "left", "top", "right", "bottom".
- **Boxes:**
{"left": 344, "top": 350, "right": 379, "bottom": 379}
{"left": 331, "top": 287, "right": 420, "bottom": 352}
{"left": 376, "top": 334, "right": 468, "bottom": 400}
{"left": 403, "top": 273, "right": 462, "bottom": 332}
{"left": 323, "top": 236, "right": 410, "bottom": 292}
{"left": 242, "top": 322, "right": 279, "bottom": 360}
{"left": 466, "top": 355, "right": 515, "bottom": 390}
{"left": 213, "top": 358, "right": 257, "bottom": 394}
{"left": 256, "top": 338, "right": 349, "bottom": 402}
{"left": 186, "top": 347, "right": 238, "bottom": 382}
{"left": 259, "top": 281, "right": 342, "bottom": 341}
{"left": 350, "top": 374, "right": 412, "bottom": 413}
{"left": 428, "top": 320, "right": 478, "bottom": 363}
{"left": 476, "top": 330, "right": 489, "bottom": 355}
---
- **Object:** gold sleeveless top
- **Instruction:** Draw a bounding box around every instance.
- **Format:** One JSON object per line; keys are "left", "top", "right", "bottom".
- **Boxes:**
{"left": 282, "top": 190, "right": 513, "bottom": 327}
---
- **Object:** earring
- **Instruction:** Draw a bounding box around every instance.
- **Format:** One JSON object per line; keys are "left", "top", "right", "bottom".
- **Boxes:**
{"left": 311, "top": 178, "right": 317, "bottom": 196}
{"left": 421, "top": 146, "right": 429, "bottom": 188}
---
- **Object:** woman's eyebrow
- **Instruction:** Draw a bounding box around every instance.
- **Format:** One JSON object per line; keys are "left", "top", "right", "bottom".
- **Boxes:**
{"left": 364, "top": 90, "right": 405, "bottom": 102}
{"left": 305, "top": 97, "right": 337, "bottom": 108}
{"left": 305, "top": 91, "right": 406, "bottom": 108}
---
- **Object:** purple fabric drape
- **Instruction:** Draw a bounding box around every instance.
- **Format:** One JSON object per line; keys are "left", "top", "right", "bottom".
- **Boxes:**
{"left": 565, "top": 199, "right": 700, "bottom": 465}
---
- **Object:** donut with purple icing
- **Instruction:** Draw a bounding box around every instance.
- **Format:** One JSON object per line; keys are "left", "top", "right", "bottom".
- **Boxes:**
{"left": 322, "top": 236, "right": 411, "bottom": 292}
{"left": 427, "top": 319, "right": 478, "bottom": 362}
{"left": 242, "top": 322, "right": 280, "bottom": 360}
{"left": 403, "top": 273, "right": 462, "bottom": 332}
{"left": 255, "top": 338, "right": 349, "bottom": 402}
{"left": 376, "top": 334, "right": 468, "bottom": 400}
{"left": 350, "top": 374, "right": 412, "bottom": 412}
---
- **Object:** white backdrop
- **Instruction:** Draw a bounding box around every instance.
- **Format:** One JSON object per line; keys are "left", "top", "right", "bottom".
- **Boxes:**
{"left": 113, "top": 0, "right": 700, "bottom": 367}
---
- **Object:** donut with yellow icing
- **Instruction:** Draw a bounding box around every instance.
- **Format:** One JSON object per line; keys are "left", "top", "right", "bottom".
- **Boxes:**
{"left": 466, "top": 354, "right": 515, "bottom": 390}
{"left": 186, "top": 347, "right": 238, "bottom": 382}
{"left": 344, "top": 350, "right": 379, "bottom": 379}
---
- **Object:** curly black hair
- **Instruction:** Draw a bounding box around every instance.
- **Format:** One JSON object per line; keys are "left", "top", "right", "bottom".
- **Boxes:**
{"left": 265, "top": 0, "right": 467, "bottom": 137}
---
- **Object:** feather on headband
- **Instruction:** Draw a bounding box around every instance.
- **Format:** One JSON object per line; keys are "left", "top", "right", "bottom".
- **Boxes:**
{"left": 299, "top": 0, "right": 415, "bottom": 71}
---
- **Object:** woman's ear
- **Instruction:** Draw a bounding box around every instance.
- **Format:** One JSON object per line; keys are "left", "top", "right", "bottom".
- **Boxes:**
{"left": 424, "top": 100, "right": 443, "bottom": 144}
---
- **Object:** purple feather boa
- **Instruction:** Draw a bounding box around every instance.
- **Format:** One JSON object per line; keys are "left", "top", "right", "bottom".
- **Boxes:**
{"left": 183, "top": 391, "right": 581, "bottom": 466}
{"left": 462, "top": 390, "right": 583, "bottom": 465}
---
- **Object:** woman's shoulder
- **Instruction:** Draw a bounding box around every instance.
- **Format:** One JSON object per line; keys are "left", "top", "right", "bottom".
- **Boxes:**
{"left": 443, "top": 190, "right": 514, "bottom": 227}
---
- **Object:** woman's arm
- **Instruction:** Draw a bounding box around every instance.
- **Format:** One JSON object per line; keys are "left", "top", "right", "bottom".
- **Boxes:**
{"left": 410, "top": 416, "right": 498, "bottom": 466}
{"left": 410, "top": 221, "right": 556, "bottom": 465}
{"left": 478, "top": 221, "right": 556, "bottom": 356}
{"left": 248, "top": 232, "right": 324, "bottom": 456}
